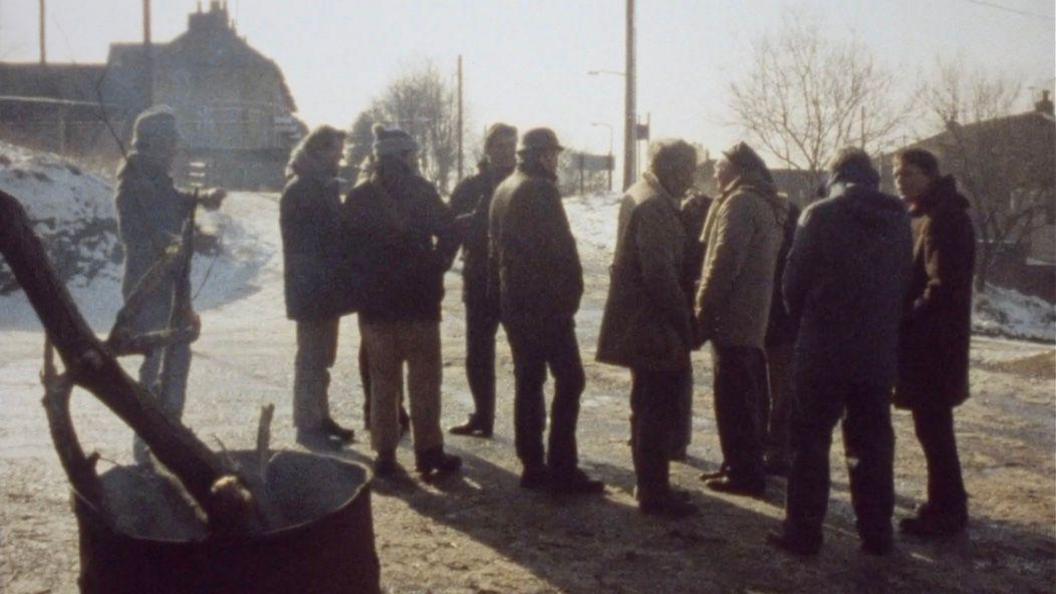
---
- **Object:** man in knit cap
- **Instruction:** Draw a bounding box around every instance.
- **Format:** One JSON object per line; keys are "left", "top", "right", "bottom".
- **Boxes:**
{"left": 448, "top": 123, "right": 518, "bottom": 438}
{"left": 345, "top": 124, "right": 462, "bottom": 479}
{"left": 694, "top": 141, "right": 788, "bottom": 497}
{"left": 488, "top": 127, "right": 604, "bottom": 494}
{"left": 280, "top": 125, "right": 358, "bottom": 447}
{"left": 114, "top": 105, "right": 225, "bottom": 463}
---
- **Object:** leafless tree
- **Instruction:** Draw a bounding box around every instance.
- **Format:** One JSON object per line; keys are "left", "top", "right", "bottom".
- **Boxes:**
{"left": 727, "top": 12, "right": 911, "bottom": 188}
{"left": 920, "top": 60, "right": 1055, "bottom": 290}
{"left": 354, "top": 61, "right": 462, "bottom": 193}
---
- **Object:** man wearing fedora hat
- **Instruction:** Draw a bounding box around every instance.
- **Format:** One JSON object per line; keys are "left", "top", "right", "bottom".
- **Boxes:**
{"left": 488, "top": 127, "right": 604, "bottom": 494}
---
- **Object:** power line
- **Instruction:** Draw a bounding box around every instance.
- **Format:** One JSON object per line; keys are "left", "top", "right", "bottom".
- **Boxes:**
{"left": 957, "top": 0, "right": 1055, "bottom": 20}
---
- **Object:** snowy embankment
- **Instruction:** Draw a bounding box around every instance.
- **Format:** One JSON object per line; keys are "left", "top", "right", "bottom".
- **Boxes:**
{"left": 0, "top": 141, "right": 271, "bottom": 332}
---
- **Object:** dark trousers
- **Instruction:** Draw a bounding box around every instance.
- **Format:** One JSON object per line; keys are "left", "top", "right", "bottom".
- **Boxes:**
{"left": 631, "top": 367, "right": 684, "bottom": 500}
{"left": 465, "top": 301, "right": 501, "bottom": 428}
{"left": 505, "top": 318, "right": 585, "bottom": 472}
{"left": 912, "top": 406, "right": 967, "bottom": 515}
{"left": 785, "top": 377, "right": 895, "bottom": 542}
{"left": 761, "top": 341, "right": 795, "bottom": 461}
{"left": 711, "top": 345, "right": 767, "bottom": 483}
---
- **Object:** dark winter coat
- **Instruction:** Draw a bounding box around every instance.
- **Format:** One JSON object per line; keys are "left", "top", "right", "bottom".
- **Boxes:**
{"left": 765, "top": 200, "right": 801, "bottom": 347}
{"left": 344, "top": 159, "right": 458, "bottom": 323}
{"left": 115, "top": 152, "right": 194, "bottom": 327}
{"left": 597, "top": 173, "right": 694, "bottom": 371}
{"left": 488, "top": 160, "right": 583, "bottom": 333}
{"left": 280, "top": 172, "right": 359, "bottom": 321}
{"left": 783, "top": 183, "right": 913, "bottom": 387}
{"left": 450, "top": 161, "right": 511, "bottom": 307}
{"left": 894, "top": 176, "right": 975, "bottom": 410}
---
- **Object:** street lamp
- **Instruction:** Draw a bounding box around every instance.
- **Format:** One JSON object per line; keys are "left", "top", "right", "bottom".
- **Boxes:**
{"left": 590, "top": 122, "right": 614, "bottom": 191}
{"left": 586, "top": 62, "right": 636, "bottom": 190}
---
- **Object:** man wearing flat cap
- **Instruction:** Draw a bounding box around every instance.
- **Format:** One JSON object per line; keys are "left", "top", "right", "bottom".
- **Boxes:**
{"left": 694, "top": 142, "right": 788, "bottom": 497}
{"left": 448, "top": 123, "right": 518, "bottom": 438}
{"left": 488, "top": 127, "right": 604, "bottom": 494}
{"left": 115, "top": 105, "right": 225, "bottom": 464}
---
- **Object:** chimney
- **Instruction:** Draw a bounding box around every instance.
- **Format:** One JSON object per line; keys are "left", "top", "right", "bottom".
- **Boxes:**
{"left": 1035, "top": 90, "right": 1054, "bottom": 116}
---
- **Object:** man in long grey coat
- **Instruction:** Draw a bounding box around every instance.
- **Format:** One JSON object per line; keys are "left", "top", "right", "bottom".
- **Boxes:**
{"left": 769, "top": 148, "right": 913, "bottom": 556}
{"left": 115, "top": 106, "right": 224, "bottom": 463}
{"left": 597, "top": 139, "right": 699, "bottom": 517}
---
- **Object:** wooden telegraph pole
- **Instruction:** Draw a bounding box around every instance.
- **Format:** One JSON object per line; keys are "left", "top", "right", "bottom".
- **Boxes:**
{"left": 143, "top": 0, "right": 154, "bottom": 107}
{"left": 39, "top": 0, "right": 46, "bottom": 64}
{"left": 457, "top": 55, "right": 464, "bottom": 182}
{"left": 623, "top": 0, "right": 636, "bottom": 190}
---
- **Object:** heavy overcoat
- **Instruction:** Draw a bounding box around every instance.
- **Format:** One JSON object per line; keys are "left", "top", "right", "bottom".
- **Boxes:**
{"left": 597, "top": 173, "right": 693, "bottom": 371}
{"left": 488, "top": 161, "right": 583, "bottom": 333}
{"left": 450, "top": 162, "right": 507, "bottom": 307}
{"left": 695, "top": 171, "right": 788, "bottom": 349}
{"left": 280, "top": 172, "right": 357, "bottom": 321}
{"left": 894, "top": 176, "right": 975, "bottom": 409}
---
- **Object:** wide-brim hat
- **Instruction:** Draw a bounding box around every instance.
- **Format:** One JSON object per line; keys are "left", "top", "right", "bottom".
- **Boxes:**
{"left": 517, "top": 127, "right": 564, "bottom": 154}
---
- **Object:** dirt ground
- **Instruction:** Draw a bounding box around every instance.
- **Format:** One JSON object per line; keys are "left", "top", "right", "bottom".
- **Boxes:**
{"left": 1, "top": 192, "right": 1054, "bottom": 593}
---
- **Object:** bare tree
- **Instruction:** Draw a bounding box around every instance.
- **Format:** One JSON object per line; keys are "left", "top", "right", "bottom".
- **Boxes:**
{"left": 728, "top": 12, "right": 910, "bottom": 187}
{"left": 357, "top": 61, "right": 461, "bottom": 193}
{"left": 920, "top": 60, "right": 1055, "bottom": 290}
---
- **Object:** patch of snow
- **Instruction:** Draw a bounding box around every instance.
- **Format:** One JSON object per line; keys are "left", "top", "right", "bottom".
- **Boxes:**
{"left": 974, "top": 285, "right": 1056, "bottom": 344}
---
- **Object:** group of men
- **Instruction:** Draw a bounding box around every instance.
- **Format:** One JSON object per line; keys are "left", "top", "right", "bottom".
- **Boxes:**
{"left": 116, "top": 105, "right": 975, "bottom": 559}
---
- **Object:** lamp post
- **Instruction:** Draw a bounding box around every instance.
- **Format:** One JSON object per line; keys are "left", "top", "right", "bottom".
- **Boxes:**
{"left": 590, "top": 121, "right": 613, "bottom": 191}
{"left": 587, "top": 50, "right": 636, "bottom": 190}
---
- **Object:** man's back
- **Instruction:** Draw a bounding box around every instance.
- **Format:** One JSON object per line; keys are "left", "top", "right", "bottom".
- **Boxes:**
{"left": 783, "top": 184, "right": 913, "bottom": 385}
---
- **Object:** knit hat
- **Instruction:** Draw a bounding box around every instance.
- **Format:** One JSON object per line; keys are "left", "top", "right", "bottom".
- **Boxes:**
{"left": 484, "top": 123, "right": 517, "bottom": 150}
{"left": 372, "top": 124, "right": 419, "bottom": 158}
{"left": 131, "top": 105, "right": 179, "bottom": 151}
{"left": 517, "top": 127, "right": 564, "bottom": 154}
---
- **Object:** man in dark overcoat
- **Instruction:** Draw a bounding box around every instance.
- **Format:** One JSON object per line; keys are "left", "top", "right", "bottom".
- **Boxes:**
{"left": 280, "top": 125, "right": 357, "bottom": 446}
{"left": 488, "top": 127, "right": 604, "bottom": 494}
{"left": 448, "top": 123, "right": 518, "bottom": 438}
{"left": 597, "top": 139, "right": 699, "bottom": 517}
{"left": 769, "top": 148, "right": 912, "bottom": 556}
{"left": 893, "top": 148, "right": 975, "bottom": 538}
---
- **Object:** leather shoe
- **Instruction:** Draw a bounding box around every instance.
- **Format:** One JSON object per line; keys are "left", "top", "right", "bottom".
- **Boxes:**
{"left": 705, "top": 476, "right": 765, "bottom": 498}
{"left": 373, "top": 451, "right": 400, "bottom": 477}
{"left": 320, "top": 417, "right": 355, "bottom": 443}
{"left": 414, "top": 447, "right": 462, "bottom": 477}
{"left": 899, "top": 504, "right": 967, "bottom": 538}
{"left": 449, "top": 416, "right": 493, "bottom": 438}
{"left": 519, "top": 465, "right": 551, "bottom": 490}
{"left": 639, "top": 493, "right": 698, "bottom": 518}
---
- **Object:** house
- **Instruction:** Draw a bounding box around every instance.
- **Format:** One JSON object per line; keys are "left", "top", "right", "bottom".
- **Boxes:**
{"left": 0, "top": 1, "right": 304, "bottom": 189}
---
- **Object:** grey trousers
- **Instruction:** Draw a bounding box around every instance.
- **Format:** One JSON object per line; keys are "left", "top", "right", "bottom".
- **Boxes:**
{"left": 293, "top": 317, "right": 340, "bottom": 430}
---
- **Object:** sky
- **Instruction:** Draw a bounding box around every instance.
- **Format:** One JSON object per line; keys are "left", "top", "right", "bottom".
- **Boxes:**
{"left": 1, "top": 0, "right": 1054, "bottom": 169}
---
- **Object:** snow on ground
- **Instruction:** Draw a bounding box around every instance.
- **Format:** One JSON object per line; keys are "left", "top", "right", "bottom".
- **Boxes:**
{"left": 974, "top": 284, "right": 1056, "bottom": 343}
{"left": 0, "top": 141, "right": 272, "bottom": 333}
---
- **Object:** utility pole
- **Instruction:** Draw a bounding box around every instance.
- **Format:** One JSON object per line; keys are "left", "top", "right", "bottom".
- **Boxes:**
{"left": 38, "top": 0, "right": 46, "bottom": 64}
{"left": 623, "top": 0, "right": 636, "bottom": 190}
{"left": 457, "top": 55, "right": 464, "bottom": 182}
{"left": 143, "top": 0, "right": 154, "bottom": 108}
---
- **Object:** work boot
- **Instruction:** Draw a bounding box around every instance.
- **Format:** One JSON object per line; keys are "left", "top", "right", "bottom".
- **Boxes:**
{"left": 639, "top": 491, "right": 698, "bottom": 518}
{"left": 766, "top": 529, "right": 822, "bottom": 556}
{"left": 519, "top": 465, "right": 551, "bottom": 490}
{"left": 449, "top": 415, "right": 493, "bottom": 438}
{"left": 899, "top": 503, "right": 967, "bottom": 538}
{"left": 373, "top": 450, "right": 399, "bottom": 478}
{"left": 550, "top": 468, "right": 605, "bottom": 495}
{"left": 320, "top": 417, "right": 355, "bottom": 443}
{"left": 415, "top": 447, "right": 462, "bottom": 477}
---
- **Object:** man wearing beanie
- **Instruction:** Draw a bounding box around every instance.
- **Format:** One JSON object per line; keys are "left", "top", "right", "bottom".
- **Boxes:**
{"left": 694, "top": 141, "right": 787, "bottom": 497}
{"left": 280, "top": 125, "right": 358, "bottom": 447}
{"left": 345, "top": 124, "right": 462, "bottom": 478}
{"left": 448, "top": 123, "right": 518, "bottom": 438}
{"left": 115, "top": 105, "right": 225, "bottom": 464}
{"left": 488, "top": 127, "right": 604, "bottom": 495}
{"left": 770, "top": 148, "right": 912, "bottom": 556}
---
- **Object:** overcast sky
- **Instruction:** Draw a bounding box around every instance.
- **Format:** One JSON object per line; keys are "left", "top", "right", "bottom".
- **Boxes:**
{"left": 1, "top": 0, "right": 1053, "bottom": 162}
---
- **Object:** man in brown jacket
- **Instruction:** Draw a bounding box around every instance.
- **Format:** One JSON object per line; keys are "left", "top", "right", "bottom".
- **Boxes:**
{"left": 597, "top": 139, "right": 699, "bottom": 517}
{"left": 488, "top": 128, "right": 603, "bottom": 494}
{"left": 695, "top": 142, "right": 788, "bottom": 497}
